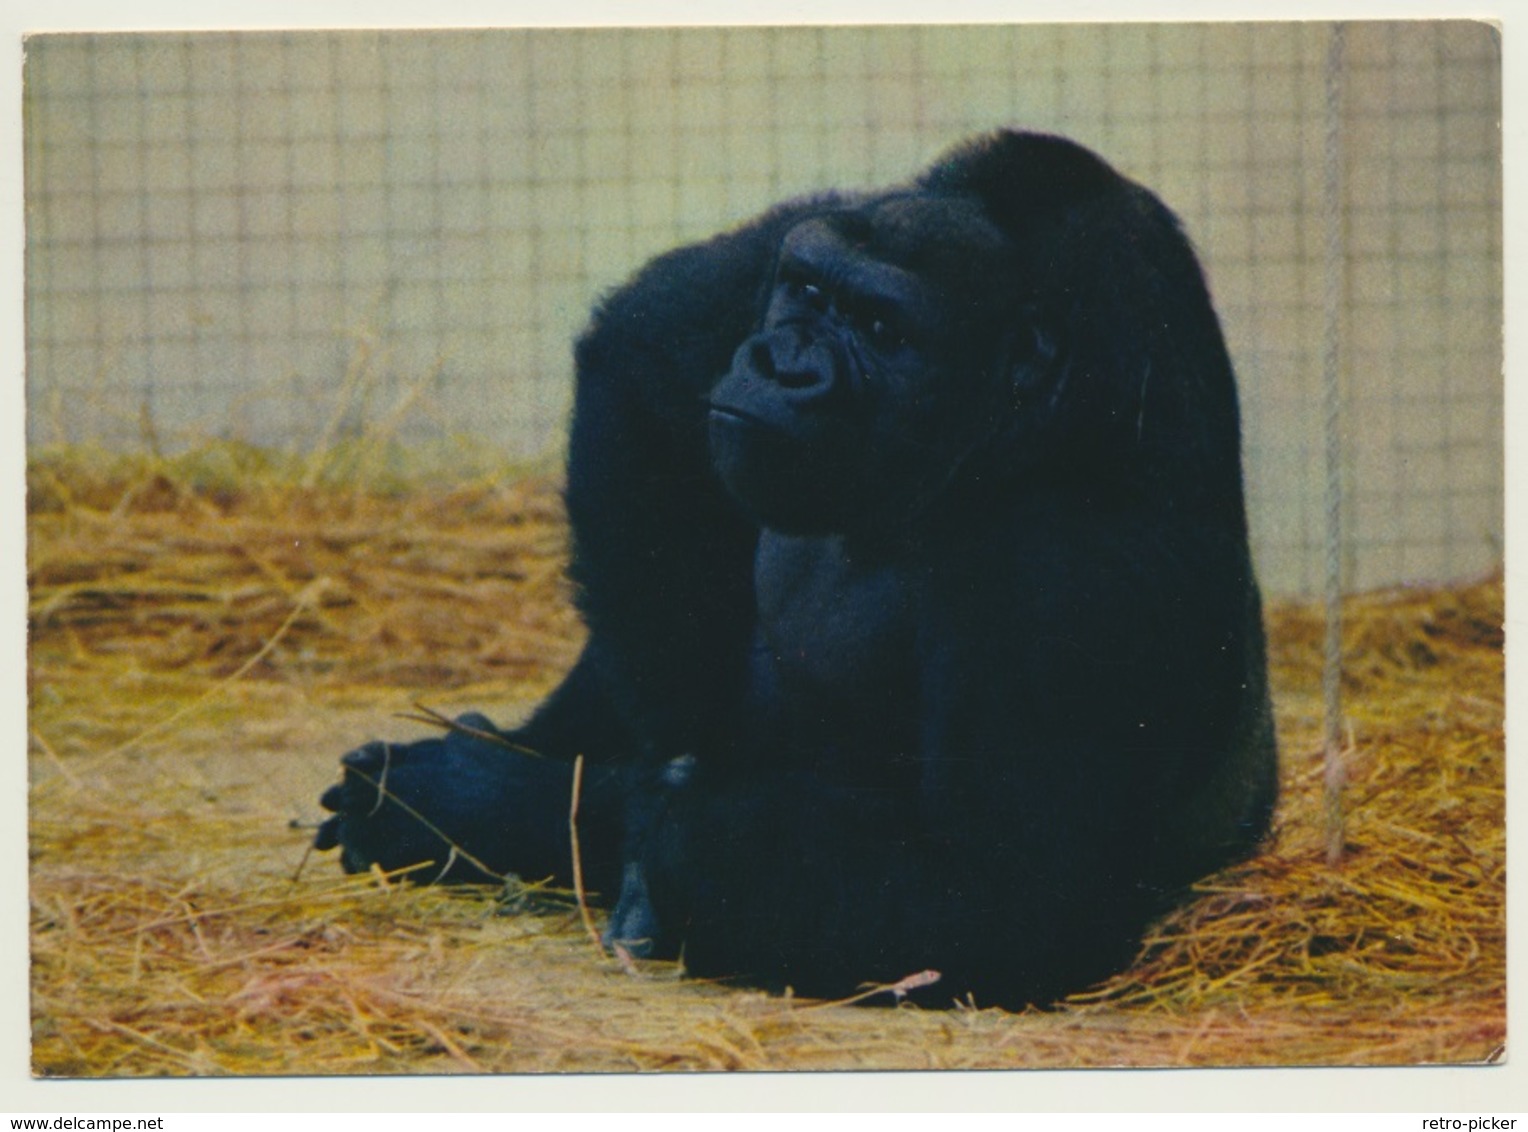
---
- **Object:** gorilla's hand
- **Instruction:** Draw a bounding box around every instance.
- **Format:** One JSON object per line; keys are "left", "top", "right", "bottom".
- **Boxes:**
{"left": 315, "top": 713, "right": 615, "bottom": 889}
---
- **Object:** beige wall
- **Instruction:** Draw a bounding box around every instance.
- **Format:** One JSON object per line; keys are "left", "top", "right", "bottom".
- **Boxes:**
{"left": 23, "top": 23, "right": 1502, "bottom": 595}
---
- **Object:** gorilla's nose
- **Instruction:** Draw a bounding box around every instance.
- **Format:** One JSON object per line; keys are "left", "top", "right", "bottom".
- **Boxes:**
{"left": 755, "top": 334, "right": 839, "bottom": 398}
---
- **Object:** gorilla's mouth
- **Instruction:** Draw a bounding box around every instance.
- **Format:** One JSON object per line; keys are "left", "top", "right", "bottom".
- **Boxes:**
{"left": 707, "top": 400, "right": 816, "bottom": 450}
{"left": 707, "top": 402, "right": 774, "bottom": 430}
{"left": 707, "top": 403, "right": 784, "bottom": 470}
{"left": 702, "top": 403, "right": 861, "bottom": 537}
{"left": 707, "top": 401, "right": 817, "bottom": 473}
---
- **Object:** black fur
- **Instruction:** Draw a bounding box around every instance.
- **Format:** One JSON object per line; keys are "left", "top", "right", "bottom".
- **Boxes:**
{"left": 316, "top": 130, "right": 1277, "bottom": 1009}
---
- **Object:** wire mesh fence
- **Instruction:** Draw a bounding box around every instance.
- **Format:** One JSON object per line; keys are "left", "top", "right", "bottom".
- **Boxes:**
{"left": 22, "top": 22, "right": 1502, "bottom": 596}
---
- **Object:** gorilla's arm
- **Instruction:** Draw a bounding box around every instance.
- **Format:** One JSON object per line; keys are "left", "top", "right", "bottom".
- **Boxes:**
{"left": 528, "top": 198, "right": 844, "bottom": 766}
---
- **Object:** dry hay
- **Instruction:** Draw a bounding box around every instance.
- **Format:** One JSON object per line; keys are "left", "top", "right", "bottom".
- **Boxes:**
{"left": 26, "top": 445, "right": 1505, "bottom": 1075}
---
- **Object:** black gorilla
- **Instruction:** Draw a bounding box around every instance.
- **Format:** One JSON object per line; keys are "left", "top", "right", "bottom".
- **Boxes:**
{"left": 316, "top": 129, "right": 1277, "bottom": 1010}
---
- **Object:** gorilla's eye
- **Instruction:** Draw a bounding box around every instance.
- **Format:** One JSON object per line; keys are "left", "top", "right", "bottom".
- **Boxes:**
{"left": 865, "top": 314, "right": 905, "bottom": 349}
{"left": 783, "top": 277, "right": 828, "bottom": 310}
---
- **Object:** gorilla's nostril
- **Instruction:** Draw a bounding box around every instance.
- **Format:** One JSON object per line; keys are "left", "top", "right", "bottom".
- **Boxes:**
{"left": 748, "top": 337, "right": 774, "bottom": 374}
{"left": 775, "top": 367, "right": 824, "bottom": 391}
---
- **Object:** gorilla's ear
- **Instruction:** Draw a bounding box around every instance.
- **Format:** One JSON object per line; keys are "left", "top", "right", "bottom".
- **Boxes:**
{"left": 1003, "top": 306, "right": 1059, "bottom": 409}
{"left": 917, "top": 129, "right": 1124, "bottom": 236}
{"left": 1008, "top": 316, "right": 1057, "bottom": 403}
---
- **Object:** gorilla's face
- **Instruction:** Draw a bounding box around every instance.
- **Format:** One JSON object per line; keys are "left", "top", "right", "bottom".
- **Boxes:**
{"left": 707, "top": 196, "right": 1030, "bottom": 535}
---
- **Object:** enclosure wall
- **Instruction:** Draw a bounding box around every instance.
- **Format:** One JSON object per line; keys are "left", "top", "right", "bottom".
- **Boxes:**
{"left": 22, "top": 22, "right": 1503, "bottom": 595}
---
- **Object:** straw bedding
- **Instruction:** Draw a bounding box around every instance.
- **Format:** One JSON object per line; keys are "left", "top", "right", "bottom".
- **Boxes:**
{"left": 27, "top": 446, "right": 1505, "bottom": 1075}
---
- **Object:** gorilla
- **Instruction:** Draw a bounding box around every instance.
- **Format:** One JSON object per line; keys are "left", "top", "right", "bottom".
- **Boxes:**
{"left": 315, "top": 129, "right": 1277, "bottom": 1010}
